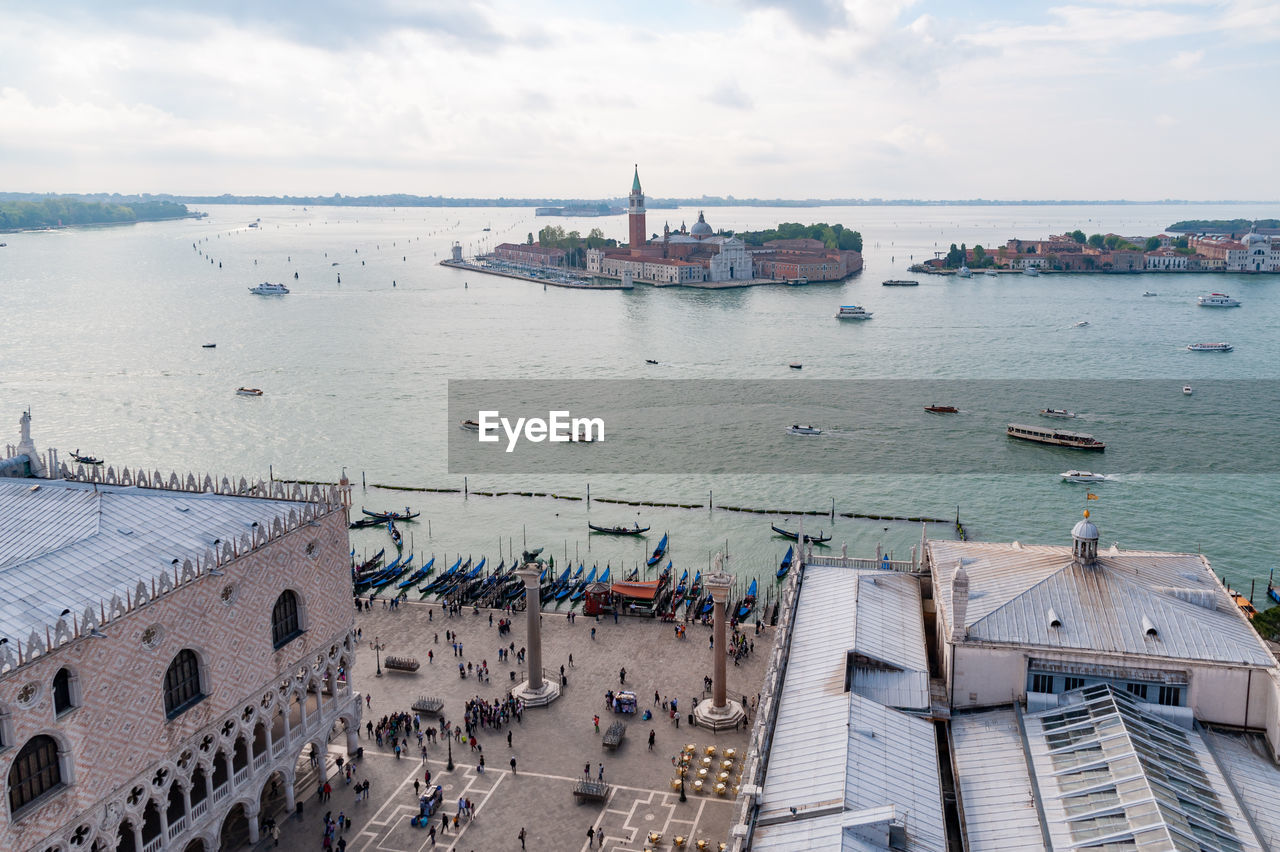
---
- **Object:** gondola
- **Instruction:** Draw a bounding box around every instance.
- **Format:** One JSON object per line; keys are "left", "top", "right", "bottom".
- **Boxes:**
{"left": 362, "top": 507, "right": 421, "bottom": 521}
{"left": 588, "top": 522, "right": 651, "bottom": 535}
{"left": 354, "top": 548, "right": 385, "bottom": 574}
{"left": 776, "top": 545, "right": 794, "bottom": 579}
{"left": 735, "top": 579, "right": 758, "bottom": 621}
{"left": 388, "top": 521, "right": 403, "bottom": 550}
{"left": 349, "top": 517, "right": 382, "bottom": 529}
{"left": 396, "top": 556, "right": 435, "bottom": 589}
{"left": 770, "top": 523, "right": 831, "bottom": 544}
{"left": 70, "top": 450, "right": 103, "bottom": 465}
{"left": 570, "top": 566, "right": 599, "bottom": 603}
{"left": 688, "top": 571, "right": 702, "bottom": 600}
{"left": 420, "top": 556, "right": 464, "bottom": 597}
{"left": 646, "top": 533, "right": 669, "bottom": 567}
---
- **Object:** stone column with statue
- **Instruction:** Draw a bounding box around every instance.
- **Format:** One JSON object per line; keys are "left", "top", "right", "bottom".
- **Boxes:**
{"left": 694, "top": 553, "right": 746, "bottom": 730}
{"left": 511, "top": 555, "right": 561, "bottom": 707}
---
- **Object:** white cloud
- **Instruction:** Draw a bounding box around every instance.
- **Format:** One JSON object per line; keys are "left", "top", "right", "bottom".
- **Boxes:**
{"left": 1168, "top": 48, "right": 1203, "bottom": 69}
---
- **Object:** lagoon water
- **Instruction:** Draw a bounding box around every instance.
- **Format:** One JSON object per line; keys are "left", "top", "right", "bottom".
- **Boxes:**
{"left": 2, "top": 203, "right": 1277, "bottom": 603}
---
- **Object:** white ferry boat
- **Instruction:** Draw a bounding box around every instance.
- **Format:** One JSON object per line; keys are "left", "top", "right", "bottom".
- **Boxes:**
{"left": 882, "top": 279, "right": 919, "bottom": 287}
{"left": 1007, "top": 423, "right": 1105, "bottom": 451}
{"left": 1197, "top": 292, "right": 1240, "bottom": 307}
{"left": 835, "top": 305, "right": 873, "bottom": 320}
{"left": 1061, "top": 470, "right": 1107, "bottom": 483}
{"left": 1187, "top": 342, "right": 1233, "bottom": 352}
{"left": 1183, "top": 385, "right": 1193, "bottom": 395}
{"left": 1039, "top": 408, "right": 1076, "bottom": 419}
{"left": 787, "top": 424, "right": 822, "bottom": 436}
{"left": 249, "top": 282, "right": 290, "bottom": 295}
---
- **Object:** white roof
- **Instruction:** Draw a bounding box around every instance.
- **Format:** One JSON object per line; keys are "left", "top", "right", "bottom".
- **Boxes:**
{"left": 0, "top": 478, "right": 309, "bottom": 640}
{"left": 1203, "top": 729, "right": 1280, "bottom": 850}
{"left": 951, "top": 710, "right": 1046, "bottom": 851}
{"left": 755, "top": 566, "right": 943, "bottom": 850}
{"left": 929, "top": 539, "right": 1274, "bottom": 667}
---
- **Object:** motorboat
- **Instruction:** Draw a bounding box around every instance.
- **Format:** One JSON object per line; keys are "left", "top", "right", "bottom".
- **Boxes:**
{"left": 236, "top": 387, "right": 264, "bottom": 396}
{"left": 957, "top": 266, "right": 972, "bottom": 278}
{"left": 1072, "top": 321, "right": 1090, "bottom": 328}
{"left": 645, "top": 359, "right": 658, "bottom": 365}
{"left": 1187, "top": 342, "right": 1233, "bottom": 352}
{"left": 1061, "top": 470, "right": 1108, "bottom": 483}
{"left": 1142, "top": 291, "right": 1157, "bottom": 297}
{"left": 984, "top": 269, "right": 999, "bottom": 277}
{"left": 459, "top": 419, "right": 481, "bottom": 431}
{"left": 1039, "top": 408, "right": 1076, "bottom": 419}
{"left": 1197, "top": 293, "right": 1240, "bottom": 307}
{"left": 1183, "top": 385, "right": 1193, "bottom": 395}
{"left": 248, "top": 281, "right": 290, "bottom": 295}
{"left": 882, "top": 279, "right": 919, "bottom": 287}
{"left": 925, "top": 405, "right": 959, "bottom": 414}
{"left": 789, "top": 363, "right": 802, "bottom": 370}
{"left": 70, "top": 450, "right": 103, "bottom": 465}
{"left": 835, "top": 305, "right": 873, "bottom": 320}
{"left": 1023, "top": 266, "right": 1041, "bottom": 276}
{"left": 786, "top": 277, "right": 809, "bottom": 286}
{"left": 787, "top": 424, "right": 822, "bottom": 436}
{"left": 1007, "top": 424, "right": 1104, "bottom": 450}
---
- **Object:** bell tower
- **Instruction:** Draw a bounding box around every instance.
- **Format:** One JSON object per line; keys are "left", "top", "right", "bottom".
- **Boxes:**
{"left": 628, "top": 164, "right": 646, "bottom": 254}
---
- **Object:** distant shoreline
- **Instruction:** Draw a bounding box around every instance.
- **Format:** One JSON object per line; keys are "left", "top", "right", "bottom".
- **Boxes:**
{"left": 0, "top": 213, "right": 203, "bottom": 235}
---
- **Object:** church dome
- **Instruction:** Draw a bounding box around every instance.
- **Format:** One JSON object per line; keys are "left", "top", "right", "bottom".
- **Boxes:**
{"left": 690, "top": 211, "right": 713, "bottom": 237}
{"left": 1243, "top": 226, "right": 1267, "bottom": 246}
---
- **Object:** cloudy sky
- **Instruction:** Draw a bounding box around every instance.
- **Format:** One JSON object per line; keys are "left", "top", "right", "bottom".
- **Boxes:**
{"left": 3, "top": 0, "right": 1277, "bottom": 200}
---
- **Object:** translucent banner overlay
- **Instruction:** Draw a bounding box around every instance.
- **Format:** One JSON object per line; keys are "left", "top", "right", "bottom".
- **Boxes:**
{"left": 447, "top": 380, "right": 1279, "bottom": 474}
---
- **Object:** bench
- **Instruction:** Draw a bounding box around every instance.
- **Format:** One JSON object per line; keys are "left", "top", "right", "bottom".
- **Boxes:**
{"left": 602, "top": 721, "right": 626, "bottom": 751}
{"left": 573, "top": 779, "right": 610, "bottom": 803}
{"left": 412, "top": 696, "right": 444, "bottom": 715}
{"left": 383, "top": 656, "right": 420, "bottom": 672}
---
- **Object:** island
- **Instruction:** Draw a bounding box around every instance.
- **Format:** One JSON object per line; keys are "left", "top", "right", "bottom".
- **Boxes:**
{"left": 0, "top": 198, "right": 198, "bottom": 232}
{"left": 914, "top": 222, "right": 1278, "bottom": 275}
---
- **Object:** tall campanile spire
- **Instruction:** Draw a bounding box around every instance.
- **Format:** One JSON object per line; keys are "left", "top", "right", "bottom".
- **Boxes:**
{"left": 628, "top": 164, "right": 646, "bottom": 254}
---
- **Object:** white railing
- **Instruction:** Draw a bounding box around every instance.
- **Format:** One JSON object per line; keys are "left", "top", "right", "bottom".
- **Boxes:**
{"left": 191, "top": 799, "right": 208, "bottom": 820}
{"left": 167, "top": 816, "right": 188, "bottom": 839}
{"left": 272, "top": 738, "right": 286, "bottom": 758}
{"left": 252, "top": 753, "right": 267, "bottom": 772}
{"left": 142, "top": 837, "right": 163, "bottom": 852}
{"left": 804, "top": 555, "right": 918, "bottom": 573}
{"left": 233, "top": 767, "right": 248, "bottom": 786}
{"left": 212, "top": 784, "right": 230, "bottom": 803}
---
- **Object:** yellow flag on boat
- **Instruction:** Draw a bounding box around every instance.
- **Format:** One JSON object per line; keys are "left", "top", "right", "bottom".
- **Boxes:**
{"left": 1086, "top": 492, "right": 1099, "bottom": 501}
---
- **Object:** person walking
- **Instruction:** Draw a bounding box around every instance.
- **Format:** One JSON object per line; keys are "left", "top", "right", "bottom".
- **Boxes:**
{"left": 518, "top": 826, "right": 527, "bottom": 849}
{"left": 507, "top": 730, "right": 513, "bottom": 748}
{"left": 270, "top": 824, "right": 279, "bottom": 847}
{"left": 510, "top": 756, "right": 517, "bottom": 775}
{"left": 619, "top": 667, "right": 627, "bottom": 685}
{"left": 648, "top": 729, "right": 656, "bottom": 750}
{"left": 587, "top": 826, "right": 595, "bottom": 845}
{"left": 593, "top": 714, "right": 600, "bottom": 733}
{"left": 598, "top": 762, "right": 605, "bottom": 781}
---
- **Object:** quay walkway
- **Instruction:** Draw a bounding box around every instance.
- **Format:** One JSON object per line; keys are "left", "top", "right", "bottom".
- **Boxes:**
{"left": 439, "top": 258, "right": 634, "bottom": 290}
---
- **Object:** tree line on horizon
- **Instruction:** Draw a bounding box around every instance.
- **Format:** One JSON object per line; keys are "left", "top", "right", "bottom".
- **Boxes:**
{"left": 0, "top": 198, "right": 190, "bottom": 231}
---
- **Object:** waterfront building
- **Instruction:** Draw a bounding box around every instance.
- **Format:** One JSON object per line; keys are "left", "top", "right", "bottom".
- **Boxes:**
{"left": 0, "top": 417, "right": 359, "bottom": 852}
{"left": 493, "top": 242, "right": 566, "bottom": 269}
{"left": 585, "top": 168, "right": 861, "bottom": 286}
{"left": 731, "top": 513, "right": 1280, "bottom": 850}
{"left": 1189, "top": 226, "right": 1280, "bottom": 272}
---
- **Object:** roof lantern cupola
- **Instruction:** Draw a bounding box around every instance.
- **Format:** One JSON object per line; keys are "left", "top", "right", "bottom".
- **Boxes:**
{"left": 1072, "top": 509, "right": 1099, "bottom": 566}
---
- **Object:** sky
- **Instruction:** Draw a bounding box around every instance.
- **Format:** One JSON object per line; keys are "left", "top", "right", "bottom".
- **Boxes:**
{"left": 2, "top": 0, "right": 1278, "bottom": 200}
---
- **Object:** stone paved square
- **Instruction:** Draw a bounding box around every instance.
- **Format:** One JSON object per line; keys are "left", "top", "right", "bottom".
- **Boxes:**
{"left": 253, "top": 598, "right": 771, "bottom": 851}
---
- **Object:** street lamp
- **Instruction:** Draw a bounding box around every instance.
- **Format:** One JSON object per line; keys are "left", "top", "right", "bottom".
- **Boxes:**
{"left": 369, "top": 637, "right": 385, "bottom": 678}
{"left": 679, "top": 775, "right": 687, "bottom": 803}
{"left": 446, "top": 736, "right": 454, "bottom": 772}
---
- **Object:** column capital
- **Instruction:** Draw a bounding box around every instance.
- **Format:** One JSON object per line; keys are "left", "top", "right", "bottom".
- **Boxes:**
{"left": 704, "top": 572, "right": 734, "bottom": 603}
{"left": 515, "top": 566, "right": 541, "bottom": 589}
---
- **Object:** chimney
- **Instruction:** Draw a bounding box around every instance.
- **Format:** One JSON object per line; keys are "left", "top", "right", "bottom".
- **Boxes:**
{"left": 949, "top": 562, "right": 969, "bottom": 643}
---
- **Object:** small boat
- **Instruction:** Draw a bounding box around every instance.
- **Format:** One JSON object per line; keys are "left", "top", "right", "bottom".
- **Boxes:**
{"left": 735, "top": 579, "right": 758, "bottom": 621}
{"left": 1187, "top": 342, "right": 1232, "bottom": 352}
{"left": 787, "top": 424, "right": 822, "bottom": 436}
{"left": 1197, "top": 293, "right": 1240, "bottom": 308}
{"left": 202, "top": 343, "right": 217, "bottom": 348}
{"left": 645, "top": 359, "right": 658, "bottom": 365}
{"left": 349, "top": 516, "right": 383, "bottom": 529}
{"left": 1072, "top": 321, "right": 1090, "bottom": 328}
{"left": 882, "top": 279, "right": 919, "bottom": 287}
{"left": 1007, "top": 424, "right": 1104, "bottom": 451}
{"left": 1061, "top": 470, "right": 1107, "bottom": 483}
{"left": 1142, "top": 291, "right": 1157, "bottom": 297}
{"left": 70, "top": 450, "right": 103, "bottom": 465}
{"left": 788, "top": 363, "right": 802, "bottom": 370}
{"left": 646, "top": 532, "right": 669, "bottom": 567}
{"left": 362, "top": 508, "right": 420, "bottom": 521}
{"left": 984, "top": 269, "right": 999, "bottom": 277}
{"left": 460, "top": 419, "right": 481, "bottom": 431}
{"left": 835, "top": 305, "right": 873, "bottom": 320}
{"left": 588, "top": 522, "right": 651, "bottom": 535}
{"left": 786, "top": 277, "right": 809, "bottom": 286}
{"left": 1023, "top": 267, "right": 1041, "bottom": 276}
{"left": 925, "top": 405, "right": 958, "bottom": 414}
{"left": 1039, "top": 409, "right": 1076, "bottom": 419}
{"left": 236, "top": 387, "right": 263, "bottom": 396}
{"left": 248, "top": 282, "right": 289, "bottom": 295}
{"left": 771, "top": 523, "right": 831, "bottom": 544}
{"left": 1183, "top": 385, "right": 1193, "bottom": 395}
{"left": 776, "top": 545, "right": 794, "bottom": 580}
{"left": 1268, "top": 569, "right": 1279, "bottom": 605}
{"left": 957, "top": 267, "right": 972, "bottom": 278}
{"left": 388, "top": 521, "right": 403, "bottom": 550}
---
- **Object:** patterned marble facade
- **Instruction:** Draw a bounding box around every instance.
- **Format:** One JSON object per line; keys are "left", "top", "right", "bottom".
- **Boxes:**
{"left": 0, "top": 468, "right": 360, "bottom": 852}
